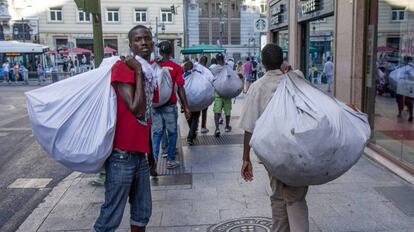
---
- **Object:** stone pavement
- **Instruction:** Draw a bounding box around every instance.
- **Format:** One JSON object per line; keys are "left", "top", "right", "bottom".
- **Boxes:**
{"left": 18, "top": 94, "right": 414, "bottom": 232}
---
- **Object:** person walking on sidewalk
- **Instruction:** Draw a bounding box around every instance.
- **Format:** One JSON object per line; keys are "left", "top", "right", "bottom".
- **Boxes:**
{"left": 183, "top": 61, "right": 201, "bottom": 145}
{"left": 323, "top": 56, "right": 334, "bottom": 92}
{"left": 94, "top": 25, "right": 155, "bottom": 232}
{"left": 151, "top": 40, "right": 191, "bottom": 169}
{"left": 211, "top": 53, "right": 233, "bottom": 137}
{"left": 243, "top": 57, "right": 253, "bottom": 93}
{"left": 239, "top": 43, "right": 309, "bottom": 232}
{"left": 199, "top": 55, "right": 212, "bottom": 134}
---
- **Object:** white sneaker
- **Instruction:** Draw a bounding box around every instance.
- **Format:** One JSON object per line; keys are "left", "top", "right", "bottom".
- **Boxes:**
{"left": 166, "top": 160, "right": 180, "bottom": 169}
{"left": 201, "top": 128, "right": 209, "bottom": 134}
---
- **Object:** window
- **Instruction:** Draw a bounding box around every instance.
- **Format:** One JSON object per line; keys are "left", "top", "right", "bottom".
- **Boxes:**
{"left": 106, "top": 8, "right": 119, "bottom": 22}
{"left": 78, "top": 10, "right": 91, "bottom": 22}
{"left": 161, "top": 9, "right": 173, "bottom": 23}
{"left": 134, "top": 9, "right": 147, "bottom": 22}
{"left": 49, "top": 7, "right": 63, "bottom": 22}
{"left": 391, "top": 8, "right": 406, "bottom": 22}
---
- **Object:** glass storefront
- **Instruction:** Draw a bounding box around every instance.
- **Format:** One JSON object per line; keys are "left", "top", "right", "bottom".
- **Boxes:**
{"left": 371, "top": 0, "right": 414, "bottom": 168}
{"left": 277, "top": 29, "right": 289, "bottom": 60}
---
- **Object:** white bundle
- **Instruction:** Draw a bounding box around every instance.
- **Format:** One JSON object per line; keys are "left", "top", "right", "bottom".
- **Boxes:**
{"left": 25, "top": 56, "right": 120, "bottom": 173}
{"left": 250, "top": 71, "right": 371, "bottom": 186}
{"left": 184, "top": 70, "right": 215, "bottom": 111}
{"left": 211, "top": 65, "right": 243, "bottom": 98}
{"left": 152, "top": 63, "right": 173, "bottom": 107}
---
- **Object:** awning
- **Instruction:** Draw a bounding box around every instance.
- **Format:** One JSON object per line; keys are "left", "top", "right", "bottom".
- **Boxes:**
{"left": 104, "top": 46, "right": 117, "bottom": 54}
{"left": 181, "top": 44, "right": 226, "bottom": 55}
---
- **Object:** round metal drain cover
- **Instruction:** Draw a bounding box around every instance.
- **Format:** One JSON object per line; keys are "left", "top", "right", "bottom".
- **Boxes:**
{"left": 208, "top": 217, "right": 272, "bottom": 232}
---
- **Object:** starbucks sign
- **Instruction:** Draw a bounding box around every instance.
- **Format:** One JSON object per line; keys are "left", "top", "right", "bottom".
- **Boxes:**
{"left": 254, "top": 18, "right": 268, "bottom": 32}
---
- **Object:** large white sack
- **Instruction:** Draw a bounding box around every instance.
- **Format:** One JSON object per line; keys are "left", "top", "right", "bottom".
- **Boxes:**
{"left": 250, "top": 71, "right": 371, "bottom": 186}
{"left": 211, "top": 65, "right": 243, "bottom": 98}
{"left": 184, "top": 70, "right": 215, "bottom": 111}
{"left": 195, "top": 63, "right": 214, "bottom": 83}
{"left": 152, "top": 63, "right": 173, "bottom": 107}
{"left": 25, "top": 56, "right": 119, "bottom": 173}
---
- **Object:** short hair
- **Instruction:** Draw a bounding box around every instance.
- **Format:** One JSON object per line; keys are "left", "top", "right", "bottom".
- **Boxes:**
{"left": 158, "top": 41, "right": 172, "bottom": 55}
{"left": 246, "top": 57, "right": 250, "bottom": 61}
{"left": 128, "top": 25, "right": 151, "bottom": 42}
{"left": 327, "top": 56, "right": 331, "bottom": 61}
{"left": 200, "top": 56, "right": 208, "bottom": 65}
{"left": 216, "top": 53, "right": 225, "bottom": 63}
{"left": 261, "top": 43, "right": 283, "bottom": 70}
{"left": 184, "top": 61, "right": 193, "bottom": 71}
{"left": 210, "top": 58, "right": 217, "bottom": 65}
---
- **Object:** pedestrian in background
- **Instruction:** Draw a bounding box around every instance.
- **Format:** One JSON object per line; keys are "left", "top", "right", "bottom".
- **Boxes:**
{"left": 243, "top": 57, "right": 253, "bottom": 93}
{"left": 199, "top": 55, "right": 211, "bottom": 134}
{"left": 2, "top": 60, "right": 10, "bottom": 83}
{"left": 323, "top": 56, "right": 334, "bottom": 92}
{"left": 183, "top": 61, "right": 201, "bottom": 145}
{"left": 151, "top": 40, "right": 191, "bottom": 169}
{"left": 240, "top": 43, "right": 309, "bottom": 232}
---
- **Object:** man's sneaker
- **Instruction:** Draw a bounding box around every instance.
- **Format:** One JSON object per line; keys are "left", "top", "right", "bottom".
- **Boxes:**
{"left": 225, "top": 126, "right": 232, "bottom": 132}
{"left": 166, "top": 160, "right": 180, "bottom": 169}
{"left": 201, "top": 128, "right": 209, "bottom": 134}
{"left": 219, "top": 118, "right": 224, "bottom": 124}
{"left": 161, "top": 153, "right": 168, "bottom": 158}
{"left": 187, "top": 138, "right": 194, "bottom": 146}
{"left": 215, "top": 129, "right": 221, "bottom": 137}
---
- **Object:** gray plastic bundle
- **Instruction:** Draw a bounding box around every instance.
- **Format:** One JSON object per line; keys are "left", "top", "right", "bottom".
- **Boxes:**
{"left": 250, "top": 71, "right": 371, "bottom": 186}
{"left": 211, "top": 65, "right": 243, "bottom": 98}
{"left": 25, "top": 56, "right": 119, "bottom": 173}
{"left": 152, "top": 63, "right": 173, "bottom": 107}
{"left": 184, "top": 70, "right": 215, "bottom": 111}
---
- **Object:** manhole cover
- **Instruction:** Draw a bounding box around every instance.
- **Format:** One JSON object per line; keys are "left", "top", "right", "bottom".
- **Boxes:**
{"left": 208, "top": 217, "right": 272, "bottom": 232}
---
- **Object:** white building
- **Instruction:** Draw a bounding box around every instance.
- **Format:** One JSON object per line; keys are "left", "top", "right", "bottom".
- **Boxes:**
{"left": 8, "top": 0, "right": 184, "bottom": 58}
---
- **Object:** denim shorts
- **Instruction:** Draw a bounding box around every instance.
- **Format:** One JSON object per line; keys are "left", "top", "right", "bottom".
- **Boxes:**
{"left": 94, "top": 150, "right": 152, "bottom": 231}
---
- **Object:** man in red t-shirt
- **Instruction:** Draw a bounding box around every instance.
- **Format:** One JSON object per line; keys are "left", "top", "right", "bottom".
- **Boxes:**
{"left": 151, "top": 41, "right": 191, "bottom": 169}
{"left": 94, "top": 25, "right": 153, "bottom": 232}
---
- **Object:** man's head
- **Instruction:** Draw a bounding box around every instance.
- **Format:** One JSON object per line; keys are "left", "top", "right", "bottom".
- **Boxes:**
{"left": 261, "top": 43, "right": 283, "bottom": 71}
{"left": 184, "top": 61, "right": 193, "bottom": 72}
{"left": 210, "top": 58, "right": 217, "bottom": 65}
{"left": 128, "top": 25, "right": 154, "bottom": 60}
{"left": 195, "top": 57, "right": 199, "bottom": 62}
{"left": 216, "top": 53, "right": 225, "bottom": 65}
{"left": 200, "top": 56, "right": 208, "bottom": 66}
{"left": 158, "top": 40, "right": 172, "bottom": 57}
{"left": 246, "top": 57, "right": 250, "bottom": 61}
{"left": 327, "top": 56, "right": 331, "bottom": 61}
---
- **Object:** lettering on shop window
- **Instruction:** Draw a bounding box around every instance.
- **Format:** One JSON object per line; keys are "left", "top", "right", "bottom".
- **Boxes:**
{"left": 301, "top": 0, "right": 320, "bottom": 14}
{"left": 270, "top": 4, "right": 285, "bottom": 16}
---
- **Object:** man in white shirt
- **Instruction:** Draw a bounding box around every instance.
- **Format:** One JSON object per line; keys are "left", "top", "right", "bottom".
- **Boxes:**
{"left": 2, "top": 60, "right": 9, "bottom": 83}
{"left": 323, "top": 57, "right": 334, "bottom": 92}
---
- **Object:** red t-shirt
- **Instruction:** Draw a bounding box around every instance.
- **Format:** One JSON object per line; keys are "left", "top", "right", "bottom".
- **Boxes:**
{"left": 158, "top": 60, "right": 184, "bottom": 104}
{"left": 111, "top": 61, "right": 150, "bottom": 153}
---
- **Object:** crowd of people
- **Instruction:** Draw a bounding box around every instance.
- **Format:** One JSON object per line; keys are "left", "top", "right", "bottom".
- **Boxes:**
{"left": 90, "top": 24, "right": 310, "bottom": 232}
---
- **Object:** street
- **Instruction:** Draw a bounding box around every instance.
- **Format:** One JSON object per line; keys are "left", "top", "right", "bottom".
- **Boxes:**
{"left": 0, "top": 86, "right": 72, "bottom": 232}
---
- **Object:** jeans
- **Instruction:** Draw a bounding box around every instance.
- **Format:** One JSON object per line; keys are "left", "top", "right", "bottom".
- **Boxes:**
{"left": 151, "top": 105, "right": 178, "bottom": 162}
{"left": 94, "top": 150, "right": 152, "bottom": 232}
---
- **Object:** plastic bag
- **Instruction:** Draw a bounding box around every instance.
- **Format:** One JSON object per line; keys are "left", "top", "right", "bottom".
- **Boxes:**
{"left": 250, "top": 71, "right": 371, "bottom": 186}
{"left": 184, "top": 70, "right": 215, "bottom": 111}
{"left": 211, "top": 65, "right": 243, "bottom": 98}
{"left": 194, "top": 63, "right": 214, "bottom": 83}
{"left": 25, "top": 56, "right": 119, "bottom": 173}
{"left": 152, "top": 63, "right": 173, "bottom": 107}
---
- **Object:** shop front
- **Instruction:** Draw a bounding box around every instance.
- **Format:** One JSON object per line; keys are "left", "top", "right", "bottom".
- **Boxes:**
{"left": 297, "top": 0, "right": 334, "bottom": 93}
{"left": 367, "top": 0, "right": 414, "bottom": 170}
{"left": 269, "top": 0, "right": 289, "bottom": 60}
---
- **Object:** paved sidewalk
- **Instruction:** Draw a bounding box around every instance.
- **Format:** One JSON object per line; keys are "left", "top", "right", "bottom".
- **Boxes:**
{"left": 18, "top": 94, "right": 414, "bottom": 232}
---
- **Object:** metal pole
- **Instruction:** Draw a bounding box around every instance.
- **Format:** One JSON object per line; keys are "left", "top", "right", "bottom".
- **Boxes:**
{"left": 92, "top": 0, "right": 104, "bottom": 67}
{"left": 155, "top": 16, "right": 159, "bottom": 56}
{"left": 21, "top": 17, "right": 25, "bottom": 42}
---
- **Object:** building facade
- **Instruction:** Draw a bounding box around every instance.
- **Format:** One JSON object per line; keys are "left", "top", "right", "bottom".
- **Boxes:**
{"left": 8, "top": 0, "right": 184, "bottom": 58}
{"left": 267, "top": 0, "right": 414, "bottom": 172}
{"left": 186, "top": 0, "right": 267, "bottom": 61}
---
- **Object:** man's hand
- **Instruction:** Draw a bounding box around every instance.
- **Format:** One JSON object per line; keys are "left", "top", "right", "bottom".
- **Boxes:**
{"left": 241, "top": 160, "right": 253, "bottom": 182}
{"left": 125, "top": 56, "right": 142, "bottom": 72}
{"left": 184, "top": 108, "right": 191, "bottom": 120}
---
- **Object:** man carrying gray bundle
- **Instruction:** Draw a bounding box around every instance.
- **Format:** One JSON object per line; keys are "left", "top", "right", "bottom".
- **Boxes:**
{"left": 239, "top": 43, "right": 309, "bottom": 232}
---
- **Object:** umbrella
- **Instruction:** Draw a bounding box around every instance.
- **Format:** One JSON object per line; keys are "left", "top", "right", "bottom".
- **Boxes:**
{"left": 181, "top": 44, "right": 226, "bottom": 55}
{"left": 377, "top": 46, "right": 398, "bottom": 53}
{"left": 68, "top": 47, "right": 92, "bottom": 54}
{"left": 104, "top": 46, "right": 117, "bottom": 54}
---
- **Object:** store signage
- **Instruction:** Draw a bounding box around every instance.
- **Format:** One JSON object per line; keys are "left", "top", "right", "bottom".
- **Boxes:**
{"left": 254, "top": 18, "right": 268, "bottom": 32}
{"left": 270, "top": 15, "right": 283, "bottom": 25}
{"left": 301, "top": 0, "right": 320, "bottom": 14}
{"left": 271, "top": 4, "right": 285, "bottom": 16}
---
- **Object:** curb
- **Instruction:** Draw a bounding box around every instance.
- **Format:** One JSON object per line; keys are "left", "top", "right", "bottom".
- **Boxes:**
{"left": 16, "top": 171, "right": 82, "bottom": 232}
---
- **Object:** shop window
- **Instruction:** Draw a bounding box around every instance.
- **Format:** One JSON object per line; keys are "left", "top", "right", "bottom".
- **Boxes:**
{"left": 161, "top": 9, "right": 173, "bottom": 23}
{"left": 391, "top": 8, "right": 406, "bottom": 22}
{"left": 199, "top": 21, "right": 209, "bottom": 44}
{"left": 135, "top": 9, "right": 147, "bottom": 23}
{"left": 49, "top": 7, "right": 63, "bottom": 22}
{"left": 231, "top": 20, "right": 241, "bottom": 45}
{"left": 106, "top": 8, "right": 119, "bottom": 22}
{"left": 200, "top": 0, "right": 209, "bottom": 17}
{"left": 372, "top": 1, "right": 414, "bottom": 169}
{"left": 78, "top": 10, "right": 91, "bottom": 23}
